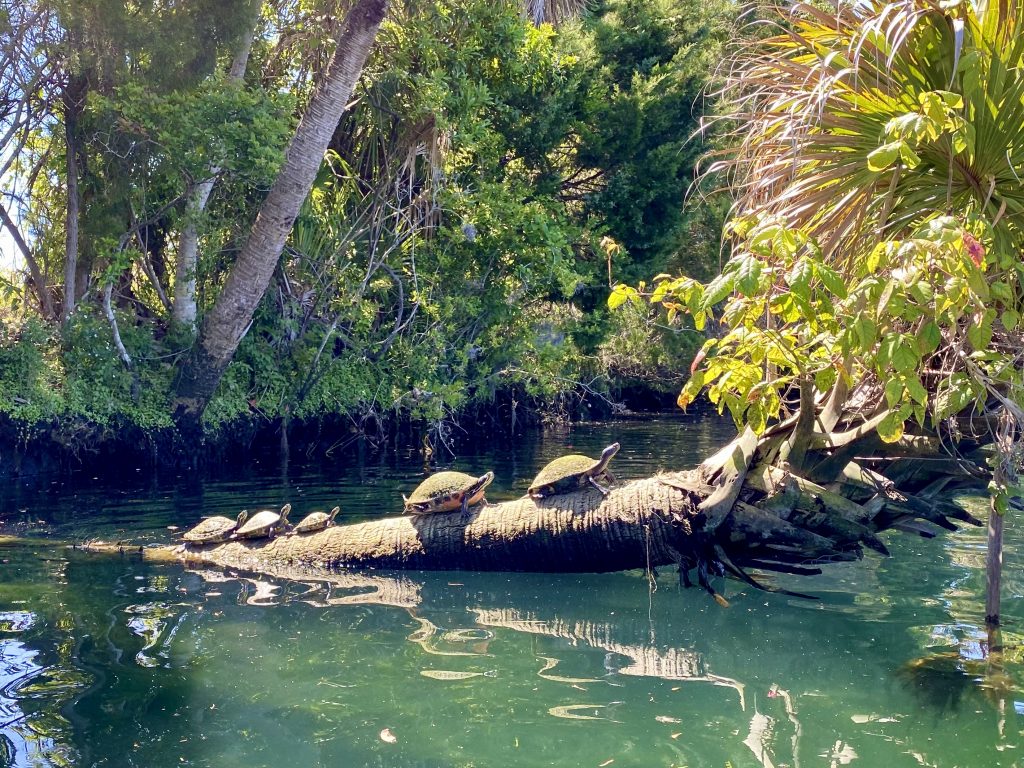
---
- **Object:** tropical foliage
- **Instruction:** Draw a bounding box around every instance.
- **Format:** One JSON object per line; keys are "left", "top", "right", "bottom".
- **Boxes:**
{"left": 0, "top": 0, "right": 732, "bottom": 444}
{"left": 631, "top": 0, "right": 1024, "bottom": 494}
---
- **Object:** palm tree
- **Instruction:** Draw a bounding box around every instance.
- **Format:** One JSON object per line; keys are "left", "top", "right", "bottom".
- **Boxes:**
{"left": 706, "top": 0, "right": 1024, "bottom": 624}
{"left": 716, "top": 0, "right": 1024, "bottom": 268}
{"left": 172, "top": 0, "right": 389, "bottom": 434}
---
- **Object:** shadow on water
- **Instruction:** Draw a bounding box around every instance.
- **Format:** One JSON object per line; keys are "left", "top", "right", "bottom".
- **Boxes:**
{"left": 1, "top": 415, "right": 1024, "bottom": 767}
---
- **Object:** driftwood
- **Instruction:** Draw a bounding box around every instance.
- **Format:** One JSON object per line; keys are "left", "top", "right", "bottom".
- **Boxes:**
{"left": 82, "top": 412, "right": 983, "bottom": 602}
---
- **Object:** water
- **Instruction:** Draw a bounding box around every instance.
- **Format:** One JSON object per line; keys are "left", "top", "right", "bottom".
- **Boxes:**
{"left": 2, "top": 416, "right": 1024, "bottom": 767}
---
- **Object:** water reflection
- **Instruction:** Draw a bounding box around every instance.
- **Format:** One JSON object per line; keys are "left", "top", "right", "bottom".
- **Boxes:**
{"left": 3, "top": 416, "right": 1024, "bottom": 767}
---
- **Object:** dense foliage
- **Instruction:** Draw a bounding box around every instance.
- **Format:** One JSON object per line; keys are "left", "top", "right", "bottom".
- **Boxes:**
{"left": 0, "top": 0, "right": 731, "bottom": 445}
{"left": 622, "top": 0, "right": 1024, "bottom": 509}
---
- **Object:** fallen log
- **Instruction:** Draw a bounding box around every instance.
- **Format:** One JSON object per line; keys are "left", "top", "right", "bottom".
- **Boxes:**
{"left": 85, "top": 474, "right": 701, "bottom": 573}
{"left": 80, "top": 437, "right": 981, "bottom": 603}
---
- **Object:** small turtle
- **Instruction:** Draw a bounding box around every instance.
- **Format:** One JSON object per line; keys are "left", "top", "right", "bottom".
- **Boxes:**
{"left": 528, "top": 442, "right": 620, "bottom": 499}
{"left": 183, "top": 510, "right": 249, "bottom": 544}
{"left": 291, "top": 506, "right": 340, "bottom": 534}
{"left": 234, "top": 503, "right": 291, "bottom": 539}
{"left": 403, "top": 471, "right": 495, "bottom": 515}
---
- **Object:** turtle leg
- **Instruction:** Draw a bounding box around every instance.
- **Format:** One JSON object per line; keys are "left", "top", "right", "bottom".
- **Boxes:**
{"left": 460, "top": 495, "right": 470, "bottom": 515}
{"left": 697, "top": 556, "right": 729, "bottom": 608}
{"left": 678, "top": 562, "right": 694, "bottom": 589}
{"left": 588, "top": 475, "right": 610, "bottom": 496}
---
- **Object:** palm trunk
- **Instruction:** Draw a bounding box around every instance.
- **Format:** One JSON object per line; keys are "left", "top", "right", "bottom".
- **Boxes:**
{"left": 171, "top": 22, "right": 256, "bottom": 332}
{"left": 172, "top": 0, "right": 388, "bottom": 434}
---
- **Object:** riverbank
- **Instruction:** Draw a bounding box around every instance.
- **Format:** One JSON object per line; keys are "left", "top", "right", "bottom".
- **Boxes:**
{"left": 0, "top": 388, "right": 704, "bottom": 480}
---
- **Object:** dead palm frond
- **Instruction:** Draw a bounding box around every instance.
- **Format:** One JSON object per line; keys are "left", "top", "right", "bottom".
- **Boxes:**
{"left": 711, "top": 0, "right": 1024, "bottom": 270}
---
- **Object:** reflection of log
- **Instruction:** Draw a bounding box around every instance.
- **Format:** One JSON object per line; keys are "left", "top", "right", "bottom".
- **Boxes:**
{"left": 472, "top": 607, "right": 746, "bottom": 707}
{"left": 185, "top": 563, "right": 422, "bottom": 608}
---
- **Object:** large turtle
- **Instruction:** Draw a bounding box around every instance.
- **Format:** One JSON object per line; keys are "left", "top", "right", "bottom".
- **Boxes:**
{"left": 183, "top": 510, "right": 249, "bottom": 544}
{"left": 291, "top": 506, "right": 340, "bottom": 534}
{"left": 234, "top": 503, "right": 291, "bottom": 539}
{"left": 403, "top": 471, "right": 494, "bottom": 515}
{"left": 528, "top": 442, "right": 620, "bottom": 499}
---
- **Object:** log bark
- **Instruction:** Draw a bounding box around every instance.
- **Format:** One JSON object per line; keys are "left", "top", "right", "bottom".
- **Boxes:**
{"left": 82, "top": 451, "right": 978, "bottom": 594}
{"left": 94, "top": 475, "right": 700, "bottom": 573}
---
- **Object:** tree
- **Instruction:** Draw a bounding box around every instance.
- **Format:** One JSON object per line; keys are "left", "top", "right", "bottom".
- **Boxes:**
{"left": 632, "top": 0, "right": 1024, "bottom": 623}
{"left": 171, "top": 0, "right": 389, "bottom": 435}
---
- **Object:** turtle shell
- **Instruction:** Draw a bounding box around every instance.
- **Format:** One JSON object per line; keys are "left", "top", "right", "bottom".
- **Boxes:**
{"left": 404, "top": 471, "right": 494, "bottom": 514}
{"left": 235, "top": 503, "right": 291, "bottom": 539}
{"left": 293, "top": 506, "right": 340, "bottom": 533}
{"left": 528, "top": 442, "right": 620, "bottom": 499}
{"left": 183, "top": 510, "right": 249, "bottom": 544}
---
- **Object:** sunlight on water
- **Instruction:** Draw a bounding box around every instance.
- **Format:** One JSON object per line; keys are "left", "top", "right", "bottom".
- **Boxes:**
{"left": 1, "top": 416, "right": 1023, "bottom": 767}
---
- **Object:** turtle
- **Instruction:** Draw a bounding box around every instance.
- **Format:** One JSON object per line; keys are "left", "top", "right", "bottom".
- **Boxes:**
{"left": 403, "top": 471, "right": 495, "bottom": 515}
{"left": 527, "top": 442, "right": 620, "bottom": 500}
{"left": 234, "top": 503, "right": 291, "bottom": 539}
{"left": 291, "top": 506, "right": 340, "bottom": 534}
{"left": 183, "top": 510, "right": 249, "bottom": 544}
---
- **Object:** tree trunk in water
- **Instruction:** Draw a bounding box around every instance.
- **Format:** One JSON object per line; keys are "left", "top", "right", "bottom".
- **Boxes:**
{"left": 171, "top": 22, "right": 256, "bottom": 333}
{"left": 172, "top": 0, "right": 388, "bottom": 434}
{"left": 84, "top": 442, "right": 979, "bottom": 598}
{"left": 62, "top": 80, "right": 84, "bottom": 322}
{"left": 87, "top": 476, "right": 707, "bottom": 572}
{"left": 0, "top": 199, "right": 53, "bottom": 318}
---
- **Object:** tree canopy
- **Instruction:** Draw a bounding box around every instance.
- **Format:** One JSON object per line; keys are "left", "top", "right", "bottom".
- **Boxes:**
{"left": 0, "top": 0, "right": 731, "bottom": 445}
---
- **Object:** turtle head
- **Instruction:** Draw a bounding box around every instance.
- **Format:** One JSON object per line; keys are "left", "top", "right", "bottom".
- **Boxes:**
{"left": 328, "top": 506, "right": 341, "bottom": 522}
{"left": 600, "top": 443, "right": 620, "bottom": 463}
{"left": 280, "top": 503, "right": 292, "bottom": 523}
{"left": 476, "top": 471, "right": 495, "bottom": 490}
{"left": 235, "top": 509, "right": 249, "bottom": 526}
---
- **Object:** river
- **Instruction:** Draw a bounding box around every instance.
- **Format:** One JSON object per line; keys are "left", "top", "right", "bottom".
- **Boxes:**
{"left": 1, "top": 415, "right": 1022, "bottom": 767}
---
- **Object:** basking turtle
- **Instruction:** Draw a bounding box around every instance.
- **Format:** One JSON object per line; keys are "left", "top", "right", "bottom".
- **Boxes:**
{"left": 404, "top": 471, "right": 494, "bottom": 515}
{"left": 183, "top": 510, "right": 249, "bottom": 544}
{"left": 528, "top": 442, "right": 620, "bottom": 499}
{"left": 234, "top": 503, "right": 291, "bottom": 539}
{"left": 291, "top": 506, "right": 340, "bottom": 534}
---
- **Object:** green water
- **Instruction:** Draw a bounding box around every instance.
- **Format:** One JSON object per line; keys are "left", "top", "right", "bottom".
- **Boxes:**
{"left": 2, "top": 416, "right": 1024, "bottom": 767}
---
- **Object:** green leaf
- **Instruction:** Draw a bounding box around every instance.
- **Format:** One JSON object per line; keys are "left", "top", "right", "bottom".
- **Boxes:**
{"left": 884, "top": 377, "right": 904, "bottom": 408}
{"left": 918, "top": 321, "right": 942, "bottom": 355}
{"left": 785, "top": 259, "right": 813, "bottom": 300}
{"left": 934, "top": 373, "right": 976, "bottom": 420}
{"left": 898, "top": 141, "right": 921, "bottom": 168}
{"left": 877, "top": 411, "right": 906, "bottom": 443}
{"left": 608, "top": 284, "right": 637, "bottom": 310}
{"left": 854, "top": 315, "right": 877, "bottom": 351}
{"left": 1002, "top": 309, "right": 1020, "bottom": 331}
{"left": 814, "top": 262, "right": 847, "bottom": 298}
{"left": 867, "top": 141, "right": 902, "bottom": 172}
{"left": 701, "top": 272, "right": 735, "bottom": 310}
{"left": 904, "top": 375, "right": 928, "bottom": 405}
{"left": 967, "top": 315, "right": 993, "bottom": 351}
{"left": 735, "top": 255, "right": 763, "bottom": 295}
{"left": 890, "top": 337, "right": 920, "bottom": 374}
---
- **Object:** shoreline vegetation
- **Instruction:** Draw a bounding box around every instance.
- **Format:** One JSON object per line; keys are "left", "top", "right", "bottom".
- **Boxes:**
{"left": 0, "top": 0, "right": 727, "bottom": 463}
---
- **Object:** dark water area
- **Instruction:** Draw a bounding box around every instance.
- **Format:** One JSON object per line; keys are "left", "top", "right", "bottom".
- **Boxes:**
{"left": 2, "top": 415, "right": 1024, "bottom": 767}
